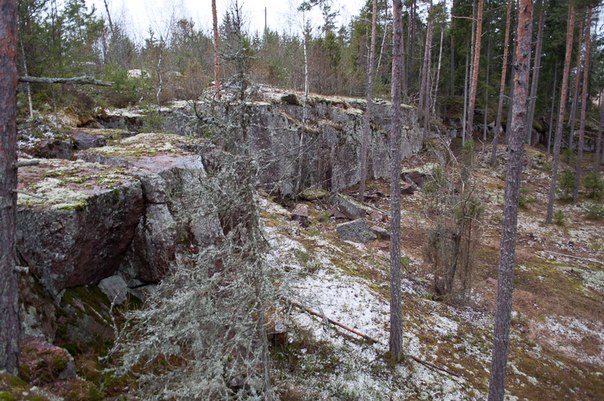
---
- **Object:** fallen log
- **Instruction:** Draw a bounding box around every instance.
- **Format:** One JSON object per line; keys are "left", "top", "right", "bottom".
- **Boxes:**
{"left": 287, "top": 299, "right": 379, "bottom": 343}
{"left": 19, "top": 75, "right": 112, "bottom": 86}
{"left": 542, "top": 250, "right": 604, "bottom": 267}
{"left": 286, "top": 298, "right": 461, "bottom": 378}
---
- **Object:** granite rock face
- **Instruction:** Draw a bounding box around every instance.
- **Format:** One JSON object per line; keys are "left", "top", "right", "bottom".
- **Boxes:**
{"left": 17, "top": 133, "right": 222, "bottom": 296}
{"left": 17, "top": 159, "right": 144, "bottom": 296}
{"left": 160, "top": 88, "right": 423, "bottom": 197}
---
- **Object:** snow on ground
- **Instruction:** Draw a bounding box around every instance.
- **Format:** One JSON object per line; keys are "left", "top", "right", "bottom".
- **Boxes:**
{"left": 536, "top": 316, "right": 604, "bottom": 367}
{"left": 262, "top": 199, "right": 484, "bottom": 400}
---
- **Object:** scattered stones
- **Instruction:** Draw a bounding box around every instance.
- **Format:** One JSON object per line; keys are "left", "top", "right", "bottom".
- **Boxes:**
{"left": 370, "top": 225, "right": 390, "bottom": 240}
{"left": 299, "top": 187, "right": 330, "bottom": 201}
{"left": 336, "top": 219, "right": 377, "bottom": 243}
{"left": 291, "top": 203, "right": 310, "bottom": 227}
{"left": 331, "top": 193, "right": 369, "bottom": 220}
{"left": 401, "top": 181, "right": 417, "bottom": 195}
{"left": 98, "top": 275, "right": 130, "bottom": 305}
{"left": 281, "top": 93, "right": 301, "bottom": 106}
{"left": 72, "top": 132, "right": 107, "bottom": 150}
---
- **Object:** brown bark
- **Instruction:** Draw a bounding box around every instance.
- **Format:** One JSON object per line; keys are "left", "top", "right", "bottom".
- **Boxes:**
{"left": 358, "top": 0, "right": 378, "bottom": 202}
{"left": 526, "top": 0, "right": 544, "bottom": 145}
{"left": 546, "top": 4, "right": 576, "bottom": 224}
{"left": 389, "top": 0, "right": 404, "bottom": 362}
{"left": 573, "top": 7, "right": 592, "bottom": 201}
{"left": 489, "top": 0, "right": 512, "bottom": 166}
{"left": 568, "top": 19, "right": 584, "bottom": 150}
{"left": 547, "top": 63, "right": 558, "bottom": 155}
{"left": 466, "top": 0, "right": 484, "bottom": 138}
{"left": 212, "top": 0, "right": 221, "bottom": 99}
{"left": 0, "top": 0, "right": 20, "bottom": 375}
{"left": 487, "top": 0, "right": 532, "bottom": 399}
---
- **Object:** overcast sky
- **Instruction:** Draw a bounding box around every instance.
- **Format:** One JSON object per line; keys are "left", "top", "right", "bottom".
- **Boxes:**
{"left": 86, "top": 0, "right": 367, "bottom": 41}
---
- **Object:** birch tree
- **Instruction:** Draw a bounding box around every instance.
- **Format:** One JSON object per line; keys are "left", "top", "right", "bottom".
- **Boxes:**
{"left": 358, "top": 0, "right": 377, "bottom": 202}
{"left": 212, "top": 0, "right": 221, "bottom": 99}
{"left": 546, "top": 3, "right": 576, "bottom": 224}
{"left": 0, "top": 0, "right": 20, "bottom": 376}
{"left": 487, "top": 0, "right": 532, "bottom": 399}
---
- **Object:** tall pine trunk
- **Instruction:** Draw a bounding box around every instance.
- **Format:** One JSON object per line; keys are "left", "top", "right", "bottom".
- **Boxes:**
{"left": 568, "top": 19, "right": 584, "bottom": 150}
{"left": 358, "top": 0, "right": 378, "bottom": 202}
{"left": 212, "top": 0, "right": 221, "bottom": 99}
{"left": 466, "top": 0, "right": 484, "bottom": 138}
{"left": 487, "top": 0, "right": 532, "bottom": 399}
{"left": 490, "top": 0, "right": 512, "bottom": 166}
{"left": 546, "top": 4, "right": 576, "bottom": 224}
{"left": 389, "top": 0, "right": 404, "bottom": 362}
{"left": 573, "top": 7, "right": 592, "bottom": 201}
{"left": 526, "top": 0, "right": 544, "bottom": 145}
{"left": 0, "top": 0, "right": 20, "bottom": 375}
{"left": 548, "top": 63, "right": 558, "bottom": 155}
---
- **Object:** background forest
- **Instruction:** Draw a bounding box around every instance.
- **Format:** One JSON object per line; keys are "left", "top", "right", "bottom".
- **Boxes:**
{"left": 16, "top": 0, "right": 604, "bottom": 134}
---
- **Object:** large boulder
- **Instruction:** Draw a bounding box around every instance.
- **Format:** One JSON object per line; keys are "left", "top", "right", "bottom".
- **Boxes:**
{"left": 17, "top": 159, "right": 144, "bottom": 296}
{"left": 336, "top": 219, "right": 377, "bottom": 243}
{"left": 79, "top": 133, "right": 222, "bottom": 284}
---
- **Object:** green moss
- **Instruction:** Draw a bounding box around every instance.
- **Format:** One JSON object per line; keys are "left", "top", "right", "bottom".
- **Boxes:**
{"left": 0, "top": 392, "right": 15, "bottom": 401}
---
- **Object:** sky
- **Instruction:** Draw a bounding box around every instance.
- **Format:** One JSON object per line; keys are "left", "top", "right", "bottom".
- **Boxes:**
{"left": 86, "top": 0, "right": 367, "bottom": 41}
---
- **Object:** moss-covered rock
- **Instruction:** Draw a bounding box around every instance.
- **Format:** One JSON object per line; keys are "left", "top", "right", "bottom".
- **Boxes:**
{"left": 17, "top": 159, "right": 144, "bottom": 296}
{"left": 19, "top": 337, "right": 76, "bottom": 386}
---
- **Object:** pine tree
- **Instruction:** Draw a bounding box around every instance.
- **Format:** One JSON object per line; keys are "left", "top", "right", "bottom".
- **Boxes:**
{"left": 358, "top": 0, "right": 377, "bottom": 202}
{"left": 487, "top": 0, "right": 532, "bottom": 398}
{"left": 490, "top": 0, "right": 512, "bottom": 166}
{"left": 546, "top": 3, "right": 576, "bottom": 224}
{"left": 573, "top": 6, "right": 592, "bottom": 201}
{"left": 0, "top": 0, "right": 20, "bottom": 376}
{"left": 388, "top": 0, "right": 404, "bottom": 362}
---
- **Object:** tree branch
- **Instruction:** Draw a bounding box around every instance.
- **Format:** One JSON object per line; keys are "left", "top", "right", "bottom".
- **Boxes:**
{"left": 18, "top": 75, "right": 112, "bottom": 86}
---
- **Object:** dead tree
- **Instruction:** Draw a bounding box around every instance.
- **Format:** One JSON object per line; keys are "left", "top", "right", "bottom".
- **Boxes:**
{"left": 358, "top": 0, "right": 378, "bottom": 202}
{"left": 212, "top": 0, "right": 221, "bottom": 99}
{"left": 490, "top": 0, "right": 512, "bottom": 166}
{"left": 0, "top": 0, "right": 20, "bottom": 375}
{"left": 573, "top": 7, "right": 592, "bottom": 201}
{"left": 418, "top": 0, "right": 433, "bottom": 130}
{"left": 546, "top": 3, "right": 576, "bottom": 224}
{"left": 487, "top": 0, "right": 532, "bottom": 399}
{"left": 389, "top": 0, "right": 404, "bottom": 362}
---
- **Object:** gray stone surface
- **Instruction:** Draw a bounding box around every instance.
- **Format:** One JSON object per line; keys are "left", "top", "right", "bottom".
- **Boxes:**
{"left": 331, "top": 193, "right": 368, "bottom": 220}
{"left": 159, "top": 88, "right": 423, "bottom": 197}
{"left": 336, "top": 219, "right": 377, "bottom": 243}
{"left": 98, "top": 275, "right": 130, "bottom": 305}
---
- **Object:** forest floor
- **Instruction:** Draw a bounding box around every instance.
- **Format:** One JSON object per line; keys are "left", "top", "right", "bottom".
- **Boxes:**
{"left": 261, "top": 141, "right": 604, "bottom": 400}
